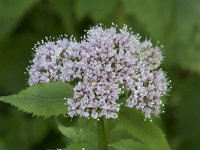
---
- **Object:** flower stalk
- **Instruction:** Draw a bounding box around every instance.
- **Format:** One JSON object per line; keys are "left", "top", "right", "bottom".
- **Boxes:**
{"left": 97, "top": 118, "right": 108, "bottom": 150}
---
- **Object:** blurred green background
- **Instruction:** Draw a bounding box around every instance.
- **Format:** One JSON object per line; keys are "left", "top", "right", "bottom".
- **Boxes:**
{"left": 0, "top": 0, "right": 200, "bottom": 149}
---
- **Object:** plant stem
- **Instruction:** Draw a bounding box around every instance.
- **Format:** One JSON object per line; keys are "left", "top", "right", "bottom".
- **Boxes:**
{"left": 106, "top": 119, "right": 113, "bottom": 140}
{"left": 97, "top": 117, "right": 107, "bottom": 150}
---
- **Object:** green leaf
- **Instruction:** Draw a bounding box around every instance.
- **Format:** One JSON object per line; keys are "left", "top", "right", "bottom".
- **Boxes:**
{"left": 115, "top": 106, "right": 170, "bottom": 150}
{"left": 109, "top": 139, "right": 150, "bottom": 150}
{"left": 58, "top": 122, "right": 80, "bottom": 140}
{"left": 57, "top": 117, "right": 97, "bottom": 150}
{"left": 0, "top": 82, "right": 73, "bottom": 118}
{"left": 0, "top": 0, "right": 39, "bottom": 40}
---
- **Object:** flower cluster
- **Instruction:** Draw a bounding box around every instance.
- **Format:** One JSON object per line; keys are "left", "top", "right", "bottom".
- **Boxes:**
{"left": 28, "top": 37, "right": 70, "bottom": 85}
{"left": 28, "top": 25, "right": 169, "bottom": 119}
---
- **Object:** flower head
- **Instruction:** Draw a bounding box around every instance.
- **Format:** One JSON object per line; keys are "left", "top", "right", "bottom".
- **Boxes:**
{"left": 28, "top": 25, "right": 169, "bottom": 120}
{"left": 28, "top": 37, "right": 70, "bottom": 85}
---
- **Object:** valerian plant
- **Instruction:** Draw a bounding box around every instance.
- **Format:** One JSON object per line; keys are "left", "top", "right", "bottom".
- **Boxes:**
{"left": 0, "top": 24, "right": 170, "bottom": 150}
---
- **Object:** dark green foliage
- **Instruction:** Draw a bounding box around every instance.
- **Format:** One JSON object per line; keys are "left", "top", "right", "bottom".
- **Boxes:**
{"left": 56, "top": 108, "right": 170, "bottom": 150}
{"left": 113, "top": 106, "right": 170, "bottom": 150}
{"left": 0, "top": 0, "right": 200, "bottom": 149}
{"left": 0, "top": 0, "right": 39, "bottom": 40}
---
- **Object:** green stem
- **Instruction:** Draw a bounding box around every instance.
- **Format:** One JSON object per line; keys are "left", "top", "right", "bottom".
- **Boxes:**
{"left": 97, "top": 118, "right": 108, "bottom": 150}
{"left": 106, "top": 119, "right": 113, "bottom": 140}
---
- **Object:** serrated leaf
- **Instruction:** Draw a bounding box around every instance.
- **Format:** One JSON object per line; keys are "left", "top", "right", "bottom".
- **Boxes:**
{"left": 0, "top": 82, "right": 73, "bottom": 118}
{"left": 115, "top": 106, "right": 170, "bottom": 150}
